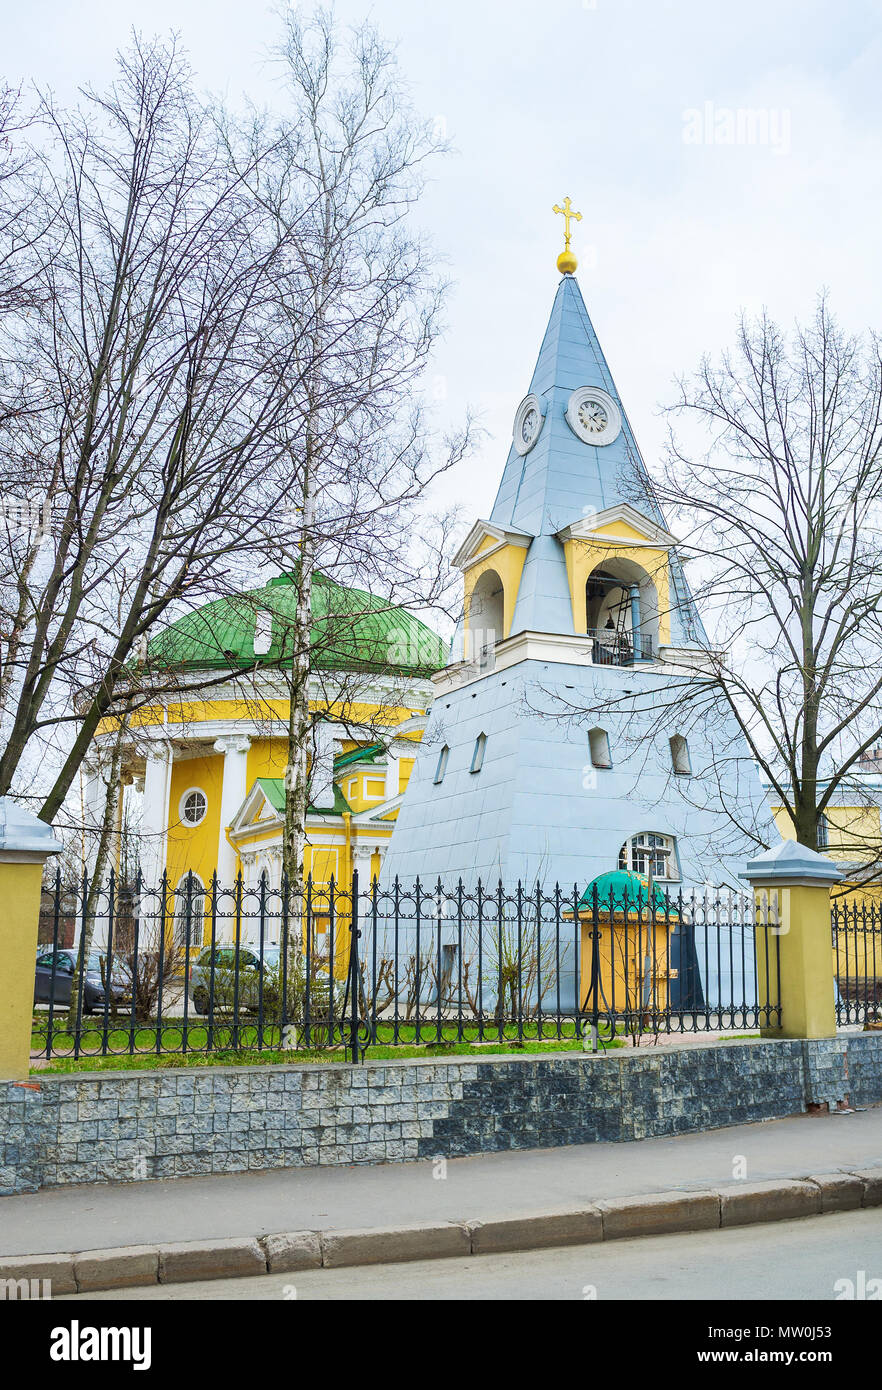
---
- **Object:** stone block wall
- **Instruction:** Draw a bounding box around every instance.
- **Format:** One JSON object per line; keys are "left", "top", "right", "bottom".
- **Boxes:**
{"left": 1, "top": 1035, "right": 879, "bottom": 1197}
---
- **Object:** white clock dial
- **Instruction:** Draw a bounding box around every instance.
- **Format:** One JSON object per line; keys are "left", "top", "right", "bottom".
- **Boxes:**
{"left": 521, "top": 408, "right": 539, "bottom": 444}
{"left": 578, "top": 399, "right": 609, "bottom": 434}
{"left": 512, "top": 393, "right": 545, "bottom": 455}
{"left": 566, "top": 387, "right": 621, "bottom": 446}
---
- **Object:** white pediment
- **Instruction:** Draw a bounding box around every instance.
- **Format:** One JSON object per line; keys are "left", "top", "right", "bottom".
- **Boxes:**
{"left": 453, "top": 519, "right": 533, "bottom": 570}
{"left": 555, "top": 503, "right": 677, "bottom": 549}
{"left": 228, "top": 781, "right": 281, "bottom": 837}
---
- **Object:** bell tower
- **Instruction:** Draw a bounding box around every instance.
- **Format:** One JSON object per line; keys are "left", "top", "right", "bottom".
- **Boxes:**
{"left": 382, "top": 204, "right": 770, "bottom": 894}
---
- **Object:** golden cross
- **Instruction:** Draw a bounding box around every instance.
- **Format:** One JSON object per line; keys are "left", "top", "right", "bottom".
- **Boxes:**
{"left": 552, "top": 197, "right": 582, "bottom": 252}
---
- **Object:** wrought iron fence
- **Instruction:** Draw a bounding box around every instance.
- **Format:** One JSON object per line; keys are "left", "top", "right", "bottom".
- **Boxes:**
{"left": 32, "top": 871, "right": 782, "bottom": 1063}
{"left": 833, "top": 898, "right": 882, "bottom": 1026}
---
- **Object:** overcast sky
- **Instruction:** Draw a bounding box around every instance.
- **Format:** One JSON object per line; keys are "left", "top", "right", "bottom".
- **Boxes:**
{"left": 6, "top": 0, "right": 882, "bottom": 522}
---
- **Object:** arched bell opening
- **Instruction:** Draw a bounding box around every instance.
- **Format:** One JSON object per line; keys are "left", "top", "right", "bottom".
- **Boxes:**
{"left": 586, "top": 558, "right": 659, "bottom": 665}
{"left": 467, "top": 568, "right": 505, "bottom": 663}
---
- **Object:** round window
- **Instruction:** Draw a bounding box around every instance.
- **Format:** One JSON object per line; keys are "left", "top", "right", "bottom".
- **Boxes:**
{"left": 180, "top": 789, "right": 207, "bottom": 827}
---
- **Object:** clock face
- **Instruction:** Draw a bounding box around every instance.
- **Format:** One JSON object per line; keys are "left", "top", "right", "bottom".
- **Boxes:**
{"left": 521, "top": 408, "right": 539, "bottom": 445}
{"left": 566, "top": 387, "right": 621, "bottom": 446}
{"left": 578, "top": 399, "right": 609, "bottom": 435}
{"left": 512, "top": 394, "right": 544, "bottom": 455}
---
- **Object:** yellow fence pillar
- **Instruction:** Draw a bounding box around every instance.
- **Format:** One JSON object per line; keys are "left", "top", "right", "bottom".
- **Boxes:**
{"left": 0, "top": 799, "right": 62, "bottom": 1080}
{"left": 744, "top": 840, "right": 840, "bottom": 1040}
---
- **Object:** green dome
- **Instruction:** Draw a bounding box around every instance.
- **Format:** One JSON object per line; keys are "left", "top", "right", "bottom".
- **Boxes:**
{"left": 148, "top": 572, "right": 447, "bottom": 678}
{"left": 578, "top": 869, "right": 679, "bottom": 918}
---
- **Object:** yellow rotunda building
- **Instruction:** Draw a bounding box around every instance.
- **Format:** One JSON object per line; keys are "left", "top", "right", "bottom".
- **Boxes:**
{"left": 82, "top": 571, "right": 446, "bottom": 902}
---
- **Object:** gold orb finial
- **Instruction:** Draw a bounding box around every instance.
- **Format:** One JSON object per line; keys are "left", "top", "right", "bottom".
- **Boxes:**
{"left": 552, "top": 197, "right": 582, "bottom": 275}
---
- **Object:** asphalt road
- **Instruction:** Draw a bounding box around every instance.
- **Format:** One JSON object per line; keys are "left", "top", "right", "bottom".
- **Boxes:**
{"left": 59, "top": 1208, "right": 882, "bottom": 1301}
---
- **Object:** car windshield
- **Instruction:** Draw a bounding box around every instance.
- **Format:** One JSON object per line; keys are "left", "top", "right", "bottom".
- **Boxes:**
{"left": 86, "top": 953, "right": 126, "bottom": 973}
{"left": 200, "top": 946, "right": 280, "bottom": 965}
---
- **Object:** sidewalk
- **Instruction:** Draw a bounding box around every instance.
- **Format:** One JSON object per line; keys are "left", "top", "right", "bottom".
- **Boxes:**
{"left": 2, "top": 1104, "right": 881, "bottom": 1259}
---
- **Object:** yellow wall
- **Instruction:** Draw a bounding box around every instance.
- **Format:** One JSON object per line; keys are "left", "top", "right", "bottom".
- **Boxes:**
{"left": 399, "top": 757, "right": 414, "bottom": 795}
{"left": 98, "top": 699, "right": 424, "bottom": 739}
{"left": 166, "top": 753, "right": 224, "bottom": 890}
{"left": 462, "top": 540, "right": 529, "bottom": 655}
{"left": 773, "top": 804, "right": 882, "bottom": 862}
{"left": 247, "top": 738, "right": 289, "bottom": 785}
{"left": 343, "top": 769, "right": 387, "bottom": 813}
{"left": 578, "top": 912, "right": 677, "bottom": 1017}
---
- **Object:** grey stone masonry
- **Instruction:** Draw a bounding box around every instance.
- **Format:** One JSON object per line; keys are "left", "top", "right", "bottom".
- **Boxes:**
{"left": 1, "top": 1034, "right": 878, "bottom": 1196}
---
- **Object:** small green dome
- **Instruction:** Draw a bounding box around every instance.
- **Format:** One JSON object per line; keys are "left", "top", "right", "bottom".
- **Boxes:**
{"left": 148, "top": 571, "right": 447, "bottom": 678}
{"left": 578, "top": 869, "right": 679, "bottom": 917}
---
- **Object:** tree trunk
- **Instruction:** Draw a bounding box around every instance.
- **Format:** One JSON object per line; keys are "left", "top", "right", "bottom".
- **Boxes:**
{"left": 283, "top": 431, "right": 316, "bottom": 972}
{"left": 66, "top": 727, "right": 126, "bottom": 1028}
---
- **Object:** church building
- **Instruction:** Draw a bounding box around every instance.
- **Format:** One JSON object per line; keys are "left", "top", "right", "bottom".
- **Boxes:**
{"left": 82, "top": 571, "right": 446, "bottom": 912}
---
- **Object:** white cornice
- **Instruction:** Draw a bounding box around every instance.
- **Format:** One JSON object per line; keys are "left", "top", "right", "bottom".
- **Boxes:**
{"left": 113, "top": 668, "right": 436, "bottom": 720}
{"left": 431, "top": 628, "right": 682, "bottom": 693}
{"left": 352, "top": 792, "right": 403, "bottom": 825}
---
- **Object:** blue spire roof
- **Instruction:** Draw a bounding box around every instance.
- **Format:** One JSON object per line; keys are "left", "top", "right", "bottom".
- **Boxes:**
{"left": 490, "top": 274, "right": 664, "bottom": 536}
{"left": 487, "top": 274, "right": 704, "bottom": 644}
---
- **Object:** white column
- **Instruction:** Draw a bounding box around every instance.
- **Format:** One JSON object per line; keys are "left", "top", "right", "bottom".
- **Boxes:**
{"left": 310, "top": 721, "right": 337, "bottom": 810}
{"left": 80, "top": 754, "right": 107, "bottom": 876}
{"left": 385, "top": 745, "right": 400, "bottom": 800}
{"left": 214, "top": 735, "right": 251, "bottom": 885}
{"left": 140, "top": 743, "right": 172, "bottom": 890}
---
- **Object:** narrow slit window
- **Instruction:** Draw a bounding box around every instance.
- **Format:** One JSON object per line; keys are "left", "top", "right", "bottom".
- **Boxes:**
{"left": 670, "top": 734, "right": 691, "bottom": 776}
{"left": 470, "top": 732, "right": 487, "bottom": 773}
{"left": 588, "top": 727, "right": 612, "bottom": 770}
{"left": 434, "top": 745, "right": 450, "bottom": 785}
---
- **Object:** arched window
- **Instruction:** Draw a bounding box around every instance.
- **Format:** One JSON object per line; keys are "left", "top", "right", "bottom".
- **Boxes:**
{"left": 434, "top": 745, "right": 450, "bottom": 785}
{"left": 588, "top": 727, "right": 612, "bottom": 769}
{"left": 670, "top": 734, "right": 691, "bottom": 776}
{"left": 619, "top": 832, "right": 679, "bottom": 881}
{"left": 174, "top": 872, "right": 206, "bottom": 948}
{"left": 470, "top": 732, "right": 487, "bottom": 773}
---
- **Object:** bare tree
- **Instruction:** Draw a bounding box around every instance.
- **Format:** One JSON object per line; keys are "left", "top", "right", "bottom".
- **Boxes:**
{"left": 0, "top": 36, "right": 309, "bottom": 823}
{"left": 581, "top": 296, "right": 882, "bottom": 869}
{"left": 222, "top": 9, "right": 473, "bottom": 907}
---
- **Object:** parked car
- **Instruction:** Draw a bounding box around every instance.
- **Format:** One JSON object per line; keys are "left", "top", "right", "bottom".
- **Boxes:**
{"left": 188, "top": 945, "right": 281, "bottom": 1015}
{"left": 34, "top": 949, "right": 130, "bottom": 1014}
{"left": 187, "top": 945, "right": 342, "bottom": 1018}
